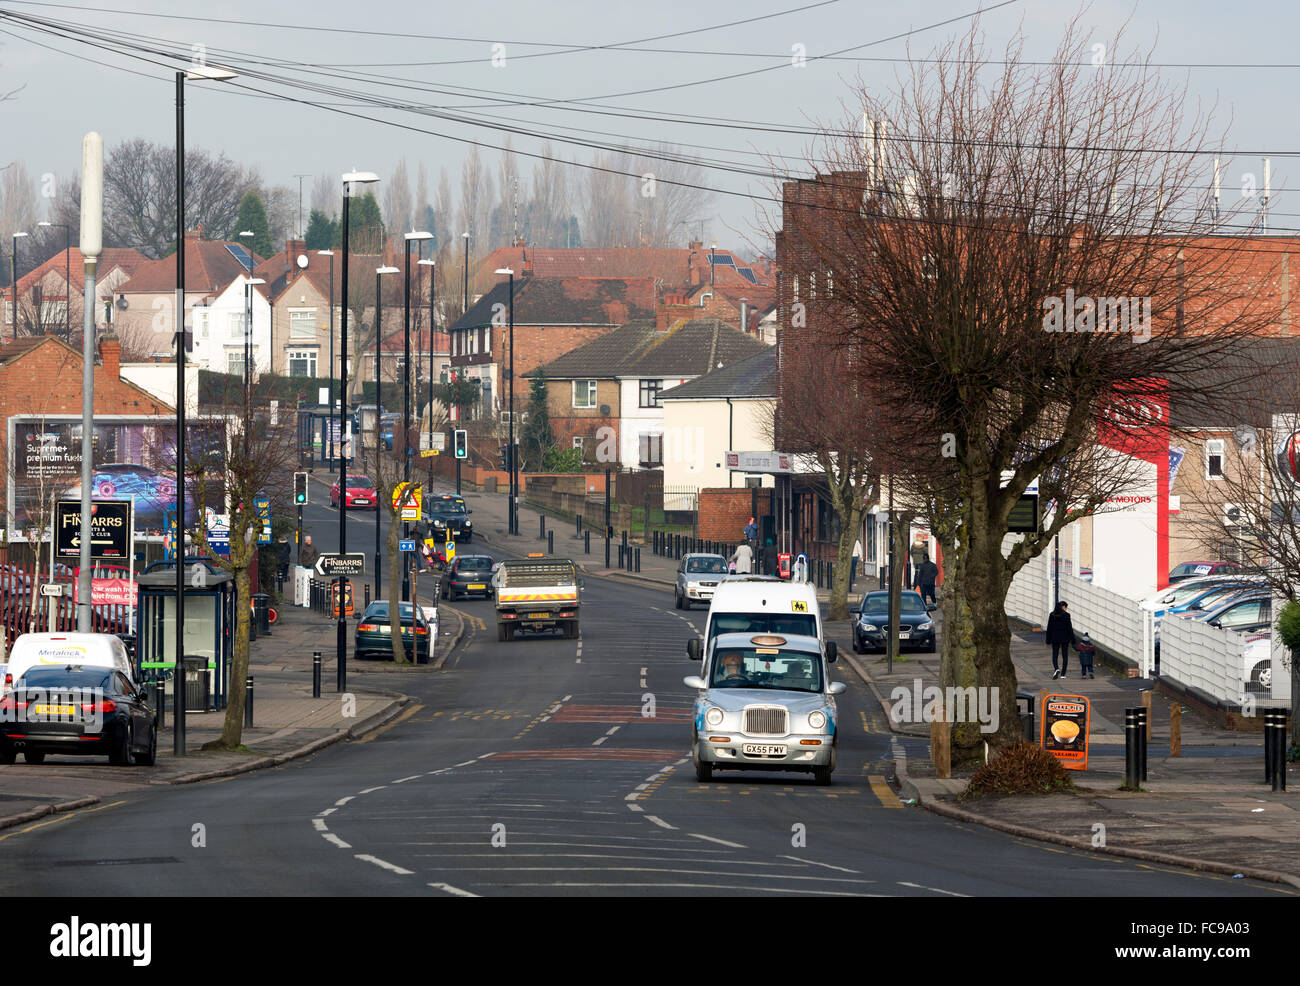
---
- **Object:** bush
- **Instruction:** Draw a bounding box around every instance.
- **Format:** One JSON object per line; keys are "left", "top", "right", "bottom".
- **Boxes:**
{"left": 1276, "top": 599, "right": 1300, "bottom": 653}
{"left": 959, "top": 742, "right": 1075, "bottom": 800}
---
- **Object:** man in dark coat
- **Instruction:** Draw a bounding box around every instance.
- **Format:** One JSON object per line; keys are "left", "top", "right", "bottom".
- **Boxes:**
{"left": 916, "top": 556, "right": 939, "bottom": 608}
{"left": 1045, "top": 601, "right": 1076, "bottom": 679}
{"left": 761, "top": 538, "right": 779, "bottom": 576}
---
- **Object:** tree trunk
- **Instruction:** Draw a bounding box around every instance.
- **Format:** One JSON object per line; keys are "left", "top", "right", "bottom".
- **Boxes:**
{"left": 827, "top": 503, "right": 863, "bottom": 620}
{"left": 219, "top": 564, "right": 252, "bottom": 749}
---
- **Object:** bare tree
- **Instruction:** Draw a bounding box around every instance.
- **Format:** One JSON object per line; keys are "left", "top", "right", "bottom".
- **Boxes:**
{"left": 311, "top": 173, "right": 337, "bottom": 220}
{"left": 530, "top": 142, "right": 570, "bottom": 248}
{"left": 384, "top": 158, "right": 412, "bottom": 237}
{"left": 782, "top": 20, "right": 1281, "bottom": 754}
{"left": 262, "top": 184, "right": 296, "bottom": 246}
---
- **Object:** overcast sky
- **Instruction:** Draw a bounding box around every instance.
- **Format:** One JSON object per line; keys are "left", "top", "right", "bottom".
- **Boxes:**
{"left": 1, "top": 0, "right": 1296, "bottom": 254}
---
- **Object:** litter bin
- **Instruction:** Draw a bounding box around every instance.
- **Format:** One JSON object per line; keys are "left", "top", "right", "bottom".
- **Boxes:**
{"left": 1016, "top": 689, "right": 1036, "bottom": 744}
{"left": 252, "top": 593, "right": 271, "bottom": 636}
{"left": 182, "top": 656, "right": 210, "bottom": 713}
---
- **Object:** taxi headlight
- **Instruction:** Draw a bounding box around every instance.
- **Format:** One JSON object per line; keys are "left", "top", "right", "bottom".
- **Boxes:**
{"left": 705, "top": 707, "right": 725, "bottom": 726}
{"left": 807, "top": 710, "right": 827, "bottom": 730}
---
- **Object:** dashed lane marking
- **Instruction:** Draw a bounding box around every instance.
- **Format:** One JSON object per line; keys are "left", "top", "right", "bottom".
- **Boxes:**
{"left": 898, "top": 881, "right": 969, "bottom": 897}
{"left": 359, "top": 786, "right": 387, "bottom": 795}
{"left": 645, "top": 815, "right": 677, "bottom": 830}
{"left": 322, "top": 833, "right": 351, "bottom": 849}
{"left": 689, "top": 833, "right": 746, "bottom": 849}
{"left": 778, "top": 855, "right": 860, "bottom": 874}
{"left": 355, "top": 854, "right": 414, "bottom": 876}
{"left": 312, "top": 818, "right": 329, "bottom": 832}
{"left": 429, "top": 882, "right": 480, "bottom": 897}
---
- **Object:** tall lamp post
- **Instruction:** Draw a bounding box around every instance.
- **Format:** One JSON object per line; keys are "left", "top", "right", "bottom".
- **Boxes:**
{"left": 175, "top": 62, "right": 238, "bottom": 755}
{"left": 337, "top": 170, "right": 381, "bottom": 692}
{"left": 243, "top": 273, "right": 266, "bottom": 457}
{"left": 10, "top": 231, "right": 27, "bottom": 339}
{"left": 402, "top": 232, "right": 432, "bottom": 603}
{"left": 317, "top": 249, "right": 335, "bottom": 471}
{"left": 461, "top": 232, "right": 470, "bottom": 316}
{"left": 418, "top": 257, "right": 436, "bottom": 495}
{"left": 374, "top": 264, "right": 399, "bottom": 593}
{"left": 495, "top": 267, "right": 516, "bottom": 535}
{"left": 37, "top": 222, "right": 70, "bottom": 338}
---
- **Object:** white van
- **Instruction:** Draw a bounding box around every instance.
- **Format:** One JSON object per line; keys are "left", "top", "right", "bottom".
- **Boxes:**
{"left": 2, "top": 633, "right": 135, "bottom": 697}
{"left": 686, "top": 576, "right": 832, "bottom": 662}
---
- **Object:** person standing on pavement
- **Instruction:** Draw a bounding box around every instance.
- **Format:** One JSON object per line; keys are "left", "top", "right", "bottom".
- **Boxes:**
{"left": 298, "top": 534, "right": 319, "bottom": 570}
{"left": 761, "top": 537, "right": 778, "bottom": 576}
{"left": 916, "top": 555, "right": 939, "bottom": 609}
{"left": 743, "top": 517, "right": 758, "bottom": 547}
{"left": 909, "top": 534, "right": 928, "bottom": 589}
{"left": 729, "top": 541, "right": 754, "bottom": 575}
{"left": 1045, "top": 600, "right": 1076, "bottom": 679}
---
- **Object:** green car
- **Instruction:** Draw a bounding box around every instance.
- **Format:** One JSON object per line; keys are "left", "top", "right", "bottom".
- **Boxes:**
{"left": 354, "top": 600, "right": 432, "bottom": 663}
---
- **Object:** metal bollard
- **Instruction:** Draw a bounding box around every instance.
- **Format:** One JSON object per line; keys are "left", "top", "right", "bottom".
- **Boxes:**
{"left": 827, "top": 562, "right": 834, "bottom": 588}
{"left": 577, "top": 515, "right": 583, "bottom": 537}
{"left": 1266, "top": 710, "right": 1280, "bottom": 784}
{"left": 244, "top": 675, "right": 254, "bottom": 727}
{"left": 1124, "top": 707, "right": 1141, "bottom": 787}
{"left": 585, "top": 530, "right": 591, "bottom": 554}
{"left": 312, "top": 651, "right": 322, "bottom": 698}
{"left": 540, "top": 514, "right": 546, "bottom": 539}
{"left": 1275, "top": 714, "right": 1288, "bottom": 791}
{"left": 635, "top": 547, "right": 641, "bottom": 573}
{"left": 153, "top": 678, "right": 166, "bottom": 730}
{"left": 365, "top": 583, "right": 371, "bottom": 608}
{"left": 548, "top": 530, "right": 554, "bottom": 554}
{"left": 1135, "top": 706, "right": 1147, "bottom": 781}
{"left": 618, "top": 545, "right": 625, "bottom": 568}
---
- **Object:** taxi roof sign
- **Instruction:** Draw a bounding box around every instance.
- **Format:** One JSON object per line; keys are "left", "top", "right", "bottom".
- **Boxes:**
{"left": 750, "top": 634, "right": 787, "bottom": 647}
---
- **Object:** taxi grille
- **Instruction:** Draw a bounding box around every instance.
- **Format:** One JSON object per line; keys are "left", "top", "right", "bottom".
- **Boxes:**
{"left": 744, "top": 707, "right": 788, "bottom": 735}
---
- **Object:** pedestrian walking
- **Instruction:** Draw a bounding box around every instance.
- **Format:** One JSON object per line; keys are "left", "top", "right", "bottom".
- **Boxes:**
{"left": 743, "top": 516, "right": 758, "bottom": 547}
{"left": 909, "top": 534, "right": 928, "bottom": 589}
{"left": 1075, "top": 632, "right": 1096, "bottom": 679}
{"left": 792, "top": 553, "right": 809, "bottom": 583}
{"left": 916, "top": 555, "right": 939, "bottom": 609}
{"left": 1045, "top": 600, "right": 1075, "bottom": 679}
{"left": 298, "top": 534, "right": 319, "bottom": 570}
{"left": 729, "top": 541, "right": 754, "bottom": 575}
{"left": 275, "top": 535, "right": 291, "bottom": 583}
{"left": 761, "top": 537, "right": 778, "bottom": 576}
{"left": 851, "top": 539, "right": 863, "bottom": 588}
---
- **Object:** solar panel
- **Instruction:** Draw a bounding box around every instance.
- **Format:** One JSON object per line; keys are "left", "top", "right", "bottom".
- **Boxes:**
{"left": 707, "top": 254, "right": 736, "bottom": 266}
{"left": 738, "top": 268, "right": 758, "bottom": 283}
{"left": 225, "top": 244, "right": 253, "bottom": 268}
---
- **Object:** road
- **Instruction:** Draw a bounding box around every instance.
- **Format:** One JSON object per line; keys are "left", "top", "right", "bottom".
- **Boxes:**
{"left": 0, "top": 522, "right": 1285, "bottom": 896}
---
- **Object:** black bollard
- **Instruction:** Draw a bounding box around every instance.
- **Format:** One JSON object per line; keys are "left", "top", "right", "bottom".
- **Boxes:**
{"left": 1125, "top": 708, "right": 1141, "bottom": 787}
{"left": 312, "top": 651, "right": 322, "bottom": 698}
{"left": 548, "top": 530, "right": 554, "bottom": 554}
{"left": 585, "top": 530, "right": 591, "bottom": 555}
{"left": 244, "top": 675, "right": 254, "bottom": 727}
{"left": 1266, "top": 710, "right": 1280, "bottom": 785}
{"left": 635, "top": 547, "right": 641, "bottom": 573}
{"left": 153, "top": 677, "right": 166, "bottom": 730}
{"left": 539, "top": 514, "right": 546, "bottom": 539}
{"left": 1275, "top": 714, "right": 1288, "bottom": 791}
{"left": 577, "top": 515, "right": 583, "bottom": 537}
{"left": 618, "top": 544, "right": 624, "bottom": 568}
{"left": 1135, "top": 706, "right": 1148, "bottom": 781}
{"left": 364, "top": 582, "right": 371, "bottom": 608}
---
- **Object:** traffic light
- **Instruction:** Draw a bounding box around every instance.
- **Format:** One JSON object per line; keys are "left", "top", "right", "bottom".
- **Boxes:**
{"left": 499, "top": 445, "right": 512, "bottom": 472}
{"left": 294, "top": 471, "right": 308, "bottom": 505}
{"left": 454, "top": 429, "right": 468, "bottom": 459}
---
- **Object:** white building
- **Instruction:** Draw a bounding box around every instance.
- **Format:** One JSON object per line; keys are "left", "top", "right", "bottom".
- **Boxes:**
{"left": 190, "top": 274, "right": 272, "bottom": 376}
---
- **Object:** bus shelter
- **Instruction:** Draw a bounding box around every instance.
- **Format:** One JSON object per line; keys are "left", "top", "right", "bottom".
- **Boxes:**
{"left": 136, "top": 559, "right": 234, "bottom": 712}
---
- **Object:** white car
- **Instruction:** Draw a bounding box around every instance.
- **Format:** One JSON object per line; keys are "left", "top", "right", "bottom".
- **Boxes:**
{"left": 1244, "top": 631, "right": 1272, "bottom": 692}
{"left": 685, "top": 632, "right": 845, "bottom": 785}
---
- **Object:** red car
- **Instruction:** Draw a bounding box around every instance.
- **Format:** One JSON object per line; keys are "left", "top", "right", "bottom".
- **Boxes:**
{"left": 330, "top": 474, "right": 378, "bottom": 509}
{"left": 1168, "top": 561, "right": 1243, "bottom": 584}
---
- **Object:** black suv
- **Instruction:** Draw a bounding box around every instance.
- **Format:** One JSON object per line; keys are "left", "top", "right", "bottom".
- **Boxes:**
{"left": 425, "top": 494, "right": 473, "bottom": 543}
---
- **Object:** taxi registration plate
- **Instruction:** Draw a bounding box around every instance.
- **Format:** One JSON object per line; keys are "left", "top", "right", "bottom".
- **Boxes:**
{"left": 742, "top": 743, "right": 787, "bottom": 756}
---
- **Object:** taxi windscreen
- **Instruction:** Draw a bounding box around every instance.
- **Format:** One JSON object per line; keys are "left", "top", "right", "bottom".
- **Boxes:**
{"left": 709, "top": 648, "right": 823, "bottom": 692}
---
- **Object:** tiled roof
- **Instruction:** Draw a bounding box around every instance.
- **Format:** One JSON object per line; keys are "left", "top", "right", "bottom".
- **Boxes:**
{"left": 472, "top": 245, "right": 771, "bottom": 296}
{"left": 527, "top": 317, "right": 768, "bottom": 380}
{"left": 659, "top": 348, "right": 777, "bottom": 400}
{"left": 14, "top": 247, "right": 148, "bottom": 296}
{"left": 449, "top": 277, "right": 656, "bottom": 331}
{"left": 116, "top": 235, "right": 264, "bottom": 296}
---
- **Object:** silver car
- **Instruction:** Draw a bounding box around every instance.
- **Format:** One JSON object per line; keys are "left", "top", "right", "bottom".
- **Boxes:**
{"left": 675, "top": 553, "right": 728, "bottom": 610}
{"left": 685, "top": 632, "right": 845, "bottom": 785}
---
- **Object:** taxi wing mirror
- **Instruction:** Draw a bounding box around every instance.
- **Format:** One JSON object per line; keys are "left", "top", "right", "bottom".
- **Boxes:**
{"left": 683, "top": 675, "right": 706, "bottom": 690}
{"left": 686, "top": 638, "right": 702, "bottom": 661}
{"left": 827, "top": 682, "right": 847, "bottom": 696}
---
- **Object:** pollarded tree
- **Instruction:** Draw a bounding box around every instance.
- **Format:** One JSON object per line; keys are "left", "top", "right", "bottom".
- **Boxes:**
{"left": 781, "top": 19, "right": 1282, "bottom": 754}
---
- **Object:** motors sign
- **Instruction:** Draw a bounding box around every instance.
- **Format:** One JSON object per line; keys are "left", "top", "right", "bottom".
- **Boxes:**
{"left": 54, "top": 500, "right": 132, "bottom": 559}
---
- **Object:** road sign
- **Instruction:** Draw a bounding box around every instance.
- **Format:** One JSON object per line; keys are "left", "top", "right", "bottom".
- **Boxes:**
{"left": 55, "top": 499, "right": 132, "bottom": 559}
{"left": 444, "top": 539, "right": 455, "bottom": 564}
{"left": 393, "top": 482, "right": 422, "bottom": 521}
{"left": 207, "top": 513, "right": 231, "bottom": 558}
{"left": 316, "top": 552, "right": 366, "bottom": 577}
{"left": 330, "top": 579, "right": 355, "bottom": 618}
{"left": 422, "top": 432, "right": 446, "bottom": 452}
{"left": 40, "top": 583, "right": 66, "bottom": 598}
{"left": 399, "top": 539, "right": 416, "bottom": 552}
{"left": 254, "top": 494, "right": 271, "bottom": 544}
{"left": 420, "top": 449, "right": 439, "bottom": 457}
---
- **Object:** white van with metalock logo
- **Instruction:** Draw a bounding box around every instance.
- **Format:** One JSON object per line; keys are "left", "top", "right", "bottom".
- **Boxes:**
{"left": 2, "top": 633, "right": 135, "bottom": 697}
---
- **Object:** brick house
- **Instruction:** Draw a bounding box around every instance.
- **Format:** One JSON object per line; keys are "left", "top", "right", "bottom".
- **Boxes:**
{"left": 3, "top": 246, "right": 147, "bottom": 339}
{"left": 448, "top": 276, "right": 656, "bottom": 418}
{"left": 526, "top": 317, "right": 768, "bottom": 469}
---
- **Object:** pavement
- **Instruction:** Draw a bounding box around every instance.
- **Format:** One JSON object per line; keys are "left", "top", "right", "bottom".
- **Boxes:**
{"left": 474, "top": 483, "right": 1300, "bottom": 888}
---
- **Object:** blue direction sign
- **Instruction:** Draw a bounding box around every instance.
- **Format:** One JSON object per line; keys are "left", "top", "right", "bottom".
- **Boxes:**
{"left": 399, "top": 539, "right": 416, "bottom": 552}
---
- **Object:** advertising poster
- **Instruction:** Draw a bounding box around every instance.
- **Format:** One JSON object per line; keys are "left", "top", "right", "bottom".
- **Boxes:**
{"left": 1041, "top": 693, "right": 1091, "bottom": 770}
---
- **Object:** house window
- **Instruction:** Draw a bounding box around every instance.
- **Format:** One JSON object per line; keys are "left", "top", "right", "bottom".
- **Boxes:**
{"left": 639, "top": 379, "right": 663, "bottom": 408}
{"left": 1206, "top": 439, "right": 1225, "bottom": 479}
{"left": 289, "top": 309, "right": 317, "bottom": 339}
{"left": 288, "top": 350, "right": 317, "bottom": 377}
{"left": 792, "top": 276, "right": 799, "bottom": 302}
{"left": 440, "top": 362, "right": 451, "bottom": 383}
{"left": 573, "top": 380, "right": 597, "bottom": 409}
{"left": 639, "top": 433, "right": 663, "bottom": 466}
{"left": 470, "top": 331, "right": 478, "bottom": 356}
{"left": 573, "top": 436, "right": 584, "bottom": 450}
{"left": 227, "top": 352, "right": 245, "bottom": 377}
{"left": 229, "top": 313, "right": 245, "bottom": 340}
{"left": 194, "top": 308, "right": 209, "bottom": 340}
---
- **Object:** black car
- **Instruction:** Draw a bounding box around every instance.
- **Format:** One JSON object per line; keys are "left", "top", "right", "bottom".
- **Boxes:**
{"left": 425, "top": 494, "right": 473, "bottom": 543}
{"left": 0, "top": 665, "right": 157, "bottom": 766}
{"left": 441, "top": 555, "right": 494, "bottom": 600}
{"left": 852, "top": 590, "right": 937, "bottom": 653}
{"left": 354, "top": 600, "right": 433, "bottom": 663}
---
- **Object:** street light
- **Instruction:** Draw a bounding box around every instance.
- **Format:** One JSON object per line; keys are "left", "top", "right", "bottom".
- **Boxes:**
{"left": 495, "top": 267, "right": 516, "bottom": 536}
{"left": 402, "top": 232, "right": 432, "bottom": 604}
{"left": 374, "top": 264, "right": 399, "bottom": 596}
{"left": 37, "top": 221, "right": 70, "bottom": 338}
{"left": 173, "top": 62, "right": 238, "bottom": 754}
{"left": 462, "top": 232, "right": 470, "bottom": 316}
{"left": 10, "top": 231, "right": 27, "bottom": 340}
{"left": 338, "top": 169, "right": 380, "bottom": 693}
{"left": 243, "top": 275, "right": 266, "bottom": 456}
{"left": 418, "top": 257, "right": 436, "bottom": 496}
{"left": 317, "top": 249, "right": 336, "bottom": 472}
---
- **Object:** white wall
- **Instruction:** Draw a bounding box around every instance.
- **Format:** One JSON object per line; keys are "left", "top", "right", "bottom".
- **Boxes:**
{"left": 191, "top": 275, "right": 271, "bottom": 375}
{"left": 618, "top": 376, "right": 691, "bottom": 468}
{"left": 661, "top": 396, "right": 774, "bottom": 493}
{"left": 119, "top": 364, "right": 200, "bottom": 416}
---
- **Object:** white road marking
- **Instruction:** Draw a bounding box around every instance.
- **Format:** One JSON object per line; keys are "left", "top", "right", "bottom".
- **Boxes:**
{"left": 312, "top": 818, "right": 329, "bottom": 832}
{"left": 634, "top": 782, "right": 649, "bottom": 791}
{"left": 359, "top": 786, "right": 387, "bottom": 795}
{"left": 576, "top": 658, "right": 582, "bottom": 663}
{"left": 393, "top": 775, "right": 422, "bottom": 784}
{"left": 477, "top": 752, "right": 497, "bottom": 759}
{"left": 898, "top": 881, "right": 969, "bottom": 897}
{"left": 606, "top": 726, "right": 621, "bottom": 736}
{"left": 562, "top": 694, "right": 572, "bottom": 701}
{"left": 428, "top": 882, "right": 480, "bottom": 897}
{"left": 334, "top": 796, "right": 354, "bottom": 807}
{"left": 356, "top": 854, "right": 415, "bottom": 875}
{"left": 645, "top": 815, "right": 677, "bottom": 830}
{"left": 627, "top": 804, "right": 644, "bottom": 812}
{"left": 623, "top": 792, "right": 641, "bottom": 801}
{"left": 321, "top": 833, "right": 352, "bottom": 849}
{"left": 511, "top": 882, "right": 881, "bottom": 896}
{"left": 454, "top": 760, "right": 477, "bottom": 768}
{"left": 689, "top": 833, "right": 746, "bottom": 849}
{"left": 778, "top": 855, "right": 860, "bottom": 874}
{"left": 592, "top": 736, "right": 608, "bottom": 746}
{"left": 318, "top": 808, "right": 336, "bottom": 817}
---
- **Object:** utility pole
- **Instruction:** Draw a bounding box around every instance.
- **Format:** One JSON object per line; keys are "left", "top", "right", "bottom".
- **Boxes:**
{"left": 294, "top": 173, "right": 310, "bottom": 237}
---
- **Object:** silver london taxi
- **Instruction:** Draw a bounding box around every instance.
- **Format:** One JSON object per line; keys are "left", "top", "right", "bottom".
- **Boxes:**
{"left": 684, "top": 632, "right": 846, "bottom": 785}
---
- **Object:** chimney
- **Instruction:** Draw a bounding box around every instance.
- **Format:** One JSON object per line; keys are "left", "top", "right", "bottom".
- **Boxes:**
{"left": 100, "top": 332, "right": 121, "bottom": 379}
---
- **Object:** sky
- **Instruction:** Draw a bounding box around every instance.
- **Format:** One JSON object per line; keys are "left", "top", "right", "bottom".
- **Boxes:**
{"left": 1, "top": 0, "right": 1298, "bottom": 255}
